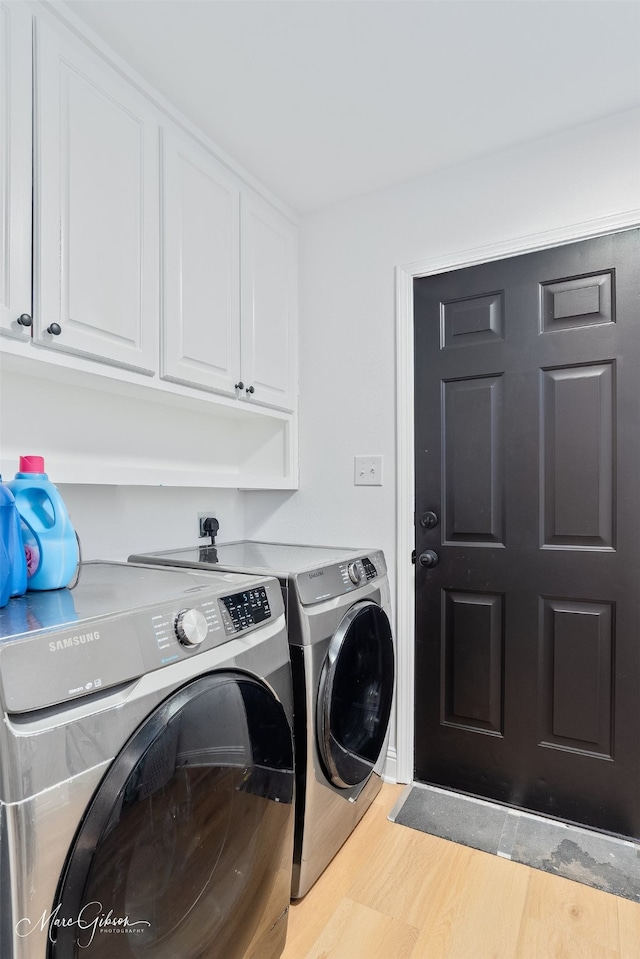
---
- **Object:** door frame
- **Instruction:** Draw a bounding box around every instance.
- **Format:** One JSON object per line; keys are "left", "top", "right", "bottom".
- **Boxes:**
{"left": 393, "top": 208, "right": 640, "bottom": 785}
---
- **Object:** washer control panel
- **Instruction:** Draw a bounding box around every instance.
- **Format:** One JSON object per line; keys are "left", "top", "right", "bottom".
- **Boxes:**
{"left": 0, "top": 575, "right": 281, "bottom": 713}
{"left": 219, "top": 586, "right": 272, "bottom": 635}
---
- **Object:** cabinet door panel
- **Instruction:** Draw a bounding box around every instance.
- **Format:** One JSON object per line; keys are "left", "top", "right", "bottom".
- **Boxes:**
{"left": 161, "top": 125, "right": 240, "bottom": 394}
{"left": 241, "top": 193, "right": 297, "bottom": 412}
{"left": 0, "top": 2, "right": 32, "bottom": 340}
{"left": 34, "top": 18, "right": 158, "bottom": 373}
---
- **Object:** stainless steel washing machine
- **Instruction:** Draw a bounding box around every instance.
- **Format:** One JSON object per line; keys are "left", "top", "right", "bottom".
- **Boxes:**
{"left": 0, "top": 561, "right": 295, "bottom": 958}
{"left": 128, "top": 542, "right": 395, "bottom": 899}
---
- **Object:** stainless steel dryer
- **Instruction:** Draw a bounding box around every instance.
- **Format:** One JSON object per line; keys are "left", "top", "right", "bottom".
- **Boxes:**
{"left": 128, "top": 542, "right": 395, "bottom": 899}
{"left": 0, "top": 561, "right": 295, "bottom": 959}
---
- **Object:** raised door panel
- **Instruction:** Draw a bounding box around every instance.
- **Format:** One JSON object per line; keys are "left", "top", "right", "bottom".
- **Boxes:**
{"left": 34, "top": 18, "right": 159, "bottom": 373}
{"left": 241, "top": 192, "right": 297, "bottom": 412}
{"left": 0, "top": 2, "right": 32, "bottom": 340}
{"left": 161, "top": 125, "right": 241, "bottom": 395}
{"left": 442, "top": 374, "right": 504, "bottom": 545}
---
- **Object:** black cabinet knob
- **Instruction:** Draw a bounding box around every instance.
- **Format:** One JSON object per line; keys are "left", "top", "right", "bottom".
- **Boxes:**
{"left": 235, "top": 381, "right": 244, "bottom": 390}
{"left": 47, "top": 323, "right": 62, "bottom": 336}
{"left": 17, "top": 313, "right": 32, "bottom": 327}
{"left": 246, "top": 385, "right": 255, "bottom": 395}
{"left": 418, "top": 550, "right": 439, "bottom": 569}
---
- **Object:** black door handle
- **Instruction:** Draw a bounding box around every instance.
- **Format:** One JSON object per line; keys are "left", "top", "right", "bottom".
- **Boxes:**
{"left": 418, "top": 550, "right": 439, "bottom": 569}
{"left": 420, "top": 511, "right": 439, "bottom": 529}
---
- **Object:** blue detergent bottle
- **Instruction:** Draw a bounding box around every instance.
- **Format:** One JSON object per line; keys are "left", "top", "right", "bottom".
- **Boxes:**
{"left": 0, "top": 535, "right": 10, "bottom": 608}
{"left": 0, "top": 480, "right": 28, "bottom": 606}
{"left": 7, "top": 456, "right": 79, "bottom": 591}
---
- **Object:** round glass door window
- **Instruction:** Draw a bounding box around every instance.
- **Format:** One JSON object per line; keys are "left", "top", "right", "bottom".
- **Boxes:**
{"left": 317, "top": 601, "right": 394, "bottom": 788}
{"left": 48, "top": 673, "right": 294, "bottom": 959}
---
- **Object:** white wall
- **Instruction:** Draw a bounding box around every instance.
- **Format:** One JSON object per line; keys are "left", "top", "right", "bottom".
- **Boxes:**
{"left": 57, "top": 485, "right": 245, "bottom": 561}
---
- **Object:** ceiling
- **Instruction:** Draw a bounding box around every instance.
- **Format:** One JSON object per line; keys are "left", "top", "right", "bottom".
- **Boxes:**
{"left": 64, "top": 0, "right": 640, "bottom": 214}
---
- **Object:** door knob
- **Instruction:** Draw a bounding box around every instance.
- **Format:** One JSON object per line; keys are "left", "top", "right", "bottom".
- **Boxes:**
{"left": 235, "top": 381, "right": 244, "bottom": 390}
{"left": 420, "top": 511, "right": 439, "bottom": 529}
{"left": 17, "top": 313, "right": 32, "bottom": 327}
{"left": 245, "top": 385, "right": 255, "bottom": 395}
{"left": 47, "top": 323, "right": 62, "bottom": 335}
{"left": 418, "top": 550, "right": 439, "bottom": 568}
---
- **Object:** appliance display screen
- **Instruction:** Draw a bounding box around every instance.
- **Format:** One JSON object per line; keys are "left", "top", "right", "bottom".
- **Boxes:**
{"left": 362, "top": 557, "right": 378, "bottom": 580}
{"left": 220, "top": 587, "right": 271, "bottom": 632}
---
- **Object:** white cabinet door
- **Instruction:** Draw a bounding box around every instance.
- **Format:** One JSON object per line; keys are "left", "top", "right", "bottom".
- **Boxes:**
{"left": 161, "top": 125, "right": 241, "bottom": 395}
{"left": 34, "top": 18, "right": 159, "bottom": 373}
{"left": 241, "top": 192, "right": 298, "bottom": 412}
{"left": 0, "top": 2, "right": 32, "bottom": 341}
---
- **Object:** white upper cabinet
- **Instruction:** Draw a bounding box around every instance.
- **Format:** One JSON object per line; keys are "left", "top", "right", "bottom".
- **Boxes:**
{"left": 0, "top": 4, "right": 299, "bottom": 488}
{"left": 162, "top": 126, "right": 298, "bottom": 412}
{"left": 161, "top": 124, "right": 241, "bottom": 395}
{"left": 33, "top": 17, "right": 159, "bottom": 373}
{"left": 241, "top": 191, "right": 298, "bottom": 412}
{"left": 0, "top": 2, "right": 33, "bottom": 341}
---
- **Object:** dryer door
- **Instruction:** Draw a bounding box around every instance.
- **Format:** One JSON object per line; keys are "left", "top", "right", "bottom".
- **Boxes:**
{"left": 317, "top": 601, "right": 395, "bottom": 788}
{"left": 47, "top": 673, "right": 294, "bottom": 959}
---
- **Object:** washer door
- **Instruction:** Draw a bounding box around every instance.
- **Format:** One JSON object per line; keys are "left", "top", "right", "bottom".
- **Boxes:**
{"left": 317, "top": 601, "right": 394, "bottom": 789}
{"left": 48, "top": 673, "right": 294, "bottom": 959}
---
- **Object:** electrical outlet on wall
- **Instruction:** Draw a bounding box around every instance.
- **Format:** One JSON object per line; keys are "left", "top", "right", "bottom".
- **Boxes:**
{"left": 354, "top": 455, "right": 383, "bottom": 486}
{"left": 198, "top": 512, "right": 219, "bottom": 539}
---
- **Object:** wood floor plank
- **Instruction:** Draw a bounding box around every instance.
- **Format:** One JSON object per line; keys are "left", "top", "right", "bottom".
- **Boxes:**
{"left": 515, "top": 917, "right": 620, "bottom": 959}
{"left": 348, "top": 820, "right": 470, "bottom": 928}
{"left": 408, "top": 846, "right": 531, "bottom": 959}
{"left": 617, "top": 896, "right": 640, "bottom": 959}
{"left": 303, "top": 897, "right": 419, "bottom": 959}
{"left": 514, "top": 868, "right": 621, "bottom": 959}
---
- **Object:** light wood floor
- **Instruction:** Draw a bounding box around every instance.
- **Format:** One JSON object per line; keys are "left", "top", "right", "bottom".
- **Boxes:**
{"left": 281, "top": 783, "right": 640, "bottom": 959}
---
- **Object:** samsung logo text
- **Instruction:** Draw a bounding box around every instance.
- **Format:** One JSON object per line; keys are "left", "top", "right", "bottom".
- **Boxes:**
{"left": 49, "top": 632, "right": 100, "bottom": 652}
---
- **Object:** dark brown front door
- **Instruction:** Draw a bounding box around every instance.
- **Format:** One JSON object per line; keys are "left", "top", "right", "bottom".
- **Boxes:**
{"left": 413, "top": 228, "right": 640, "bottom": 837}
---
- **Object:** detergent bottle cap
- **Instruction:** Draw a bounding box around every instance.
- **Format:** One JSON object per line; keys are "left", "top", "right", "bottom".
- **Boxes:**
{"left": 19, "top": 456, "right": 46, "bottom": 474}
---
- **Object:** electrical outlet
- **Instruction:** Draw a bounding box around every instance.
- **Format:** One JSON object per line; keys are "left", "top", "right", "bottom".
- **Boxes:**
{"left": 354, "top": 455, "right": 383, "bottom": 486}
{"left": 198, "top": 513, "right": 218, "bottom": 538}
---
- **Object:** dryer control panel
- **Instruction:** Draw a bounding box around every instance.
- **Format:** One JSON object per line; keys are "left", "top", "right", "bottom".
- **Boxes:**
{"left": 295, "top": 551, "right": 386, "bottom": 605}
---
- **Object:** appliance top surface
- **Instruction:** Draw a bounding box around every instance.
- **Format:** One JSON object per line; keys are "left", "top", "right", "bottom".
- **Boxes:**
{"left": 0, "top": 560, "right": 274, "bottom": 641}
{"left": 130, "top": 540, "right": 376, "bottom": 578}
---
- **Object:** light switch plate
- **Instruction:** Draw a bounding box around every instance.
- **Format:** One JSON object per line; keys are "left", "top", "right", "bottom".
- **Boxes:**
{"left": 354, "top": 455, "right": 383, "bottom": 486}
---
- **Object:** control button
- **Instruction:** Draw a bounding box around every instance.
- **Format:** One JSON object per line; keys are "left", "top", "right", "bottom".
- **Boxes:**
{"left": 347, "top": 562, "right": 362, "bottom": 585}
{"left": 174, "top": 608, "right": 208, "bottom": 647}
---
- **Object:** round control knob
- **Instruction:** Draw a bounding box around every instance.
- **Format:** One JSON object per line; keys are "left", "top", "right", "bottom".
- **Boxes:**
{"left": 347, "top": 562, "right": 362, "bottom": 585}
{"left": 174, "top": 608, "right": 208, "bottom": 647}
{"left": 47, "top": 322, "right": 62, "bottom": 336}
{"left": 17, "top": 313, "right": 33, "bottom": 327}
